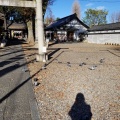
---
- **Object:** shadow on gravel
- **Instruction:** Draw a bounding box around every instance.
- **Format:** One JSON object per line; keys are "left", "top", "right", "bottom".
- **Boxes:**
{"left": 111, "top": 46, "right": 120, "bottom": 51}
{"left": 48, "top": 48, "right": 61, "bottom": 60}
{"left": 69, "top": 93, "right": 92, "bottom": 120}
{"left": 100, "top": 49, "right": 120, "bottom": 57}
{"left": 107, "top": 50, "right": 120, "bottom": 57}
{"left": 47, "top": 47, "right": 69, "bottom": 60}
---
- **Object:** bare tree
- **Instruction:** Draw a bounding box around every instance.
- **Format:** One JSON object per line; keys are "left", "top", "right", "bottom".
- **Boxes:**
{"left": 72, "top": 0, "right": 81, "bottom": 18}
{"left": 111, "top": 12, "right": 116, "bottom": 23}
{"left": 45, "top": 7, "right": 55, "bottom": 25}
{"left": 110, "top": 11, "right": 120, "bottom": 23}
{"left": 116, "top": 12, "right": 120, "bottom": 22}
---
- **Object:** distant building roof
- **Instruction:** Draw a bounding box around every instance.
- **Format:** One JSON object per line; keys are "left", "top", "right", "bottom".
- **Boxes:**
{"left": 88, "top": 22, "right": 120, "bottom": 31}
{"left": 45, "top": 13, "right": 89, "bottom": 31}
{"left": 8, "top": 23, "right": 27, "bottom": 30}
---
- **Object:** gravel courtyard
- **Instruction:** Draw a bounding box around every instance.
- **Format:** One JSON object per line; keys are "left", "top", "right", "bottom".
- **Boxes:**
{"left": 23, "top": 42, "right": 120, "bottom": 120}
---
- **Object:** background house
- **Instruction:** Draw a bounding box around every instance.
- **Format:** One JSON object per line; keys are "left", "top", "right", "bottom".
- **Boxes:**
{"left": 8, "top": 22, "right": 27, "bottom": 39}
{"left": 87, "top": 22, "right": 120, "bottom": 44}
{"left": 0, "top": 12, "right": 27, "bottom": 40}
{"left": 45, "top": 13, "right": 89, "bottom": 42}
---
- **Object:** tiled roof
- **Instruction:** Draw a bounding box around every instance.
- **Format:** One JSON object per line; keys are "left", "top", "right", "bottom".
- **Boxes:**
{"left": 45, "top": 13, "right": 89, "bottom": 31}
{"left": 88, "top": 22, "right": 120, "bottom": 31}
{"left": 8, "top": 23, "right": 27, "bottom": 30}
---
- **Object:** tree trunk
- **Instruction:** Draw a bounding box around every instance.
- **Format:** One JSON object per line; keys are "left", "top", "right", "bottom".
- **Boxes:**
{"left": 26, "top": 20, "right": 35, "bottom": 45}
{"left": 4, "top": 16, "right": 7, "bottom": 30}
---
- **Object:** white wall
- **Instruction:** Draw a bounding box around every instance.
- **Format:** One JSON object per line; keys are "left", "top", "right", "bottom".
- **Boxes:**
{"left": 87, "top": 31, "right": 120, "bottom": 44}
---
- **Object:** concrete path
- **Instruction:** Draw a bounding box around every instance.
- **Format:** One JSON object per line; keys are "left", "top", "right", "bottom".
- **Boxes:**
{"left": 0, "top": 43, "right": 40, "bottom": 120}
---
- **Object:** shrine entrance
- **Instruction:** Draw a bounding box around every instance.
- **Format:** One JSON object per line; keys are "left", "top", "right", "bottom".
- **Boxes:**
{"left": 0, "top": 0, "right": 46, "bottom": 62}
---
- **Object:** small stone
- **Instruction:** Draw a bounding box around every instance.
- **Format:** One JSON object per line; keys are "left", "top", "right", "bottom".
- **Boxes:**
{"left": 55, "top": 58, "right": 58, "bottom": 61}
{"left": 89, "top": 66, "right": 95, "bottom": 70}
{"left": 93, "top": 65, "right": 97, "bottom": 68}
{"left": 58, "top": 61, "right": 62, "bottom": 63}
{"left": 67, "top": 62, "right": 70, "bottom": 64}
{"left": 83, "top": 62, "right": 86, "bottom": 65}
{"left": 67, "top": 62, "right": 71, "bottom": 67}
{"left": 22, "top": 68, "right": 28, "bottom": 72}
{"left": 67, "top": 64, "right": 71, "bottom": 67}
{"left": 34, "top": 81, "right": 40, "bottom": 86}
{"left": 100, "top": 58, "right": 105, "bottom": 63}
{"left": 79, "top": 62, "right": 86, "bottom": 66}
{"left": 34, "top": 78, "right": 38, "bottom": 81}
{"left": 79, "top": 63, "right": 83, "bottom": 66}
{"left": 42, "top": 66, "right": 46, "bottom": 70}
{"left": 26, "top": 57, "right": 29, "bottom": 59}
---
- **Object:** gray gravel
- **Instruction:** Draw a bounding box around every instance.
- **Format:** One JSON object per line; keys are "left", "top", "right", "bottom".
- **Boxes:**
{"left": 34, "top": 43, "right": 120, "bottom": 120}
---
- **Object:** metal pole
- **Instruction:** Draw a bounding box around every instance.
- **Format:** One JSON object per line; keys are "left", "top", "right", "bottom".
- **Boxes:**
{"left": 36, "top": 0, "right": 45, "bottom": 61}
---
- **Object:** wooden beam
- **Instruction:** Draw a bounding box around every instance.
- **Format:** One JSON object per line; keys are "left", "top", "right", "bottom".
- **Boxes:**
{"left": 0, "top": 0, "right": 36, "bottom": 8}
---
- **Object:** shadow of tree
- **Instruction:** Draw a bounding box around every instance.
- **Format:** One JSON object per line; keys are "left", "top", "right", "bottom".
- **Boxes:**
{"left": 69, "top": 93, "right": 92, "bottom": 120}
{"left": 0, "top": 58, "right": 35, "bottom": 78}
{"left": 0, "top": 54, "right": 24, "bottom": 67}
{"left": 107, "top": 50, "right": 120, "bottom": 57}
{"left": 0, "top": 64, "right": 42, "bottom": 103}
{"left": 0, "top": 42, "right": 42, "bottom": 104}
{"left": 7, "top": 38, "right": 27, "bottom": 46}
{"left": 111, "top": 46, "right": 120, "bottom": 51}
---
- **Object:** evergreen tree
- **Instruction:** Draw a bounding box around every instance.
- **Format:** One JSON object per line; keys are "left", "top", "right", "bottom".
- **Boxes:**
{"left": 82, "top": 9, "right": 108, "bottom": 27}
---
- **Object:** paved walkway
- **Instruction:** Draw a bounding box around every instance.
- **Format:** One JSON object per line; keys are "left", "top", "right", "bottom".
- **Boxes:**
{"left": 0, "top": 42, "right": 40, "bottom": 120}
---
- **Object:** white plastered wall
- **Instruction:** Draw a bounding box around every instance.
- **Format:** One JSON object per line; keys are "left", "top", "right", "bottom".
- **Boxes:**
{"left": 87, "top": 30, "right": 120, "bottom": 44}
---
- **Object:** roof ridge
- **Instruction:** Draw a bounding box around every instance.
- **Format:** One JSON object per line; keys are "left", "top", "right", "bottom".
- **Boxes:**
{"left": 56, "top": 13, "right": 77, "bottom": 21}
{"left": 45, "top": 13, "right": 89, "bottom": 30}
{"left": 89, "top": 22, "right": 120, "bottom": 31}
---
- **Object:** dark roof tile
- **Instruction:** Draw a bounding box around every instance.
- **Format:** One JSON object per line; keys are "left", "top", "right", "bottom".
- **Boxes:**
{"left": 8, "top": 23, "right": 27, "bottom": 30}
{"left": 88, "top": 22, "right": 120, "bottom": 31}
{"left": 45, "top": 14, "right": 89, "bottom": 31}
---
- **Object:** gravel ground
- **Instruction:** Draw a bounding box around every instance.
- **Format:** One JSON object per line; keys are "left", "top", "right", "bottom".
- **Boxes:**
{"left": 23, "top": 42, "right": 120, "bottom": 120}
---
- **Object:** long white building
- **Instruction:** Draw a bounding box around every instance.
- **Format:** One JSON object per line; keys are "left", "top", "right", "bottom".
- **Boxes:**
{"left": 87, "top": 22, "right": 120, "bottom": 44}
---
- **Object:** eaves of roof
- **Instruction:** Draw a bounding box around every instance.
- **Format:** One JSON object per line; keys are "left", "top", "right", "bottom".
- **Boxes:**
{"left": 88, "top": 22, "right": 120, "bottom": 31}
{"left": 8, "top": 23, "right": 27, "bottom": 30}
{"left": 45, "top": 13, "right": 89, "bottom": 31}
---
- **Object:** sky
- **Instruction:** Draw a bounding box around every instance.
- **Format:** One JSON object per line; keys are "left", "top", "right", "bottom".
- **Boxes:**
{"left": 45, "top": 0, "right": 120, "bottom": 23}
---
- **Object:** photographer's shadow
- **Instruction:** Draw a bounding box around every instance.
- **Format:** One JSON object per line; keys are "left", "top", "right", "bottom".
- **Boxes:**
{"left": 69, "top": 93, "right": 92, "bottom": 120}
